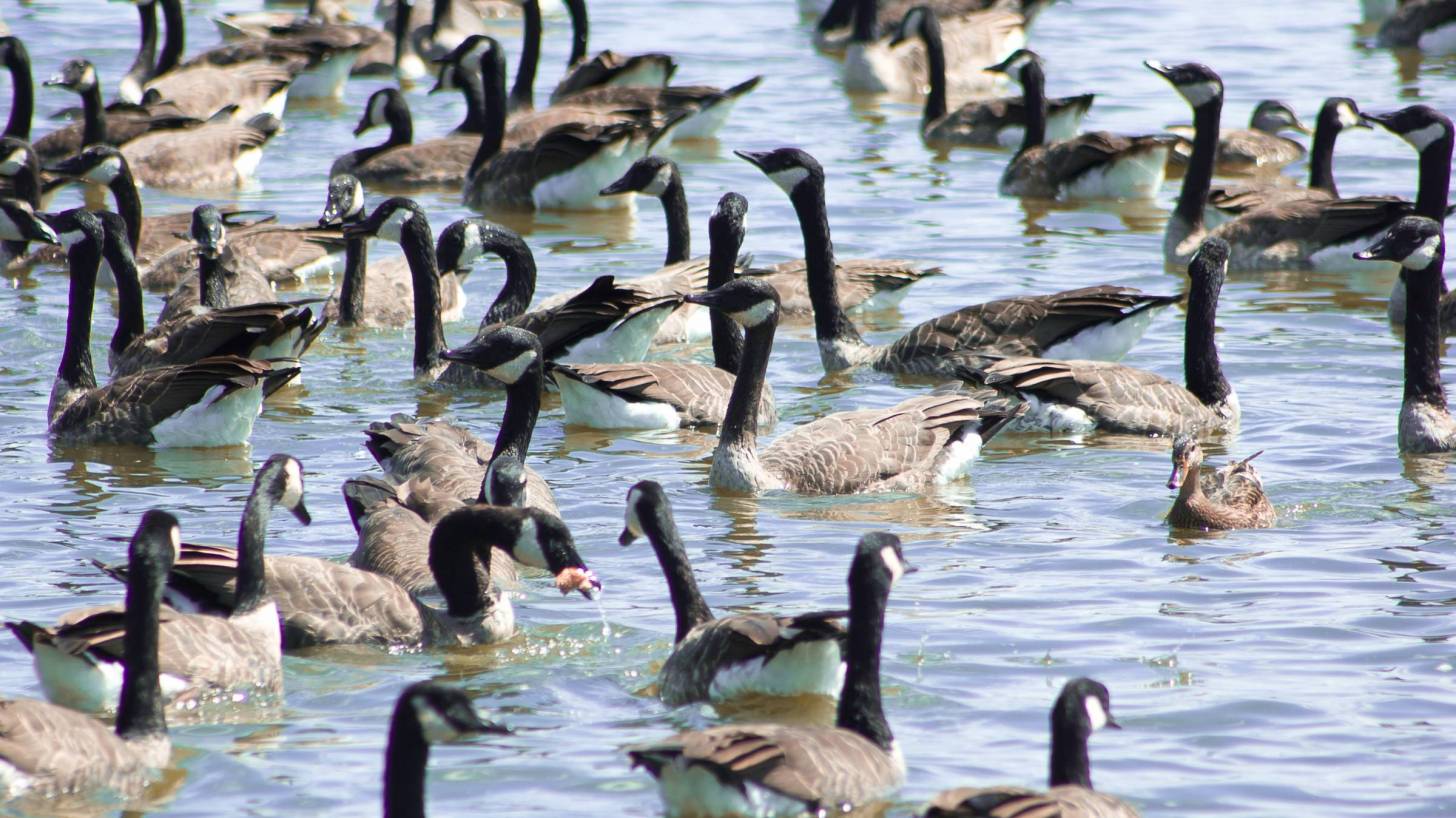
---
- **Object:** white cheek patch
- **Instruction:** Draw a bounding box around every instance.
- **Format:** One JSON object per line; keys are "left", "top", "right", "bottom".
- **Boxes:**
{"left": 367, "top": 93, "right": 390, "bottom": 127}
{"left": 377, "top": 206, "right": 413, "bottom": 242}
{"left": 411, "top": 698, "right": 463, "bottom": 743}
{"left": 1084, "top": 695, "right": 1109, "bottom": 731}
{"left": 169, "top": 525, "right": 181, "bottom": 553}
{"left": 728, "top": 299, "right": 776, "bottom": 328}
{"left": 89, "top": 155, "right": 123, "bottom": 184}
{"left": 513, "top": 516, "right": 547, "bottom": 568}
{"left": 280, "top": 459, "right": 305, "bottom": 508}
{"left": 0, "top": 150, "right": 24, "bottom": 174}
{"left": 768, "top": 166, "right": 808, "bottom": 195}
{"left": 1337, "top": 102, "right": 1361, "bottom": 129}
{"left": 623, "top": 489, "right": 645, "bottom": 539}
{"left": 640, "top": 163, "right": 674, "bottom": 197}
{"left": 462, "top": 223, "right": 485, "bottom": 259}
{"left": 1402, "top": 121, "right": 1449, "bottom": 151}
{"left": 879, "top": 545, "right": 906, "bottom": 582}
{"left": 1178, "top": 80, "right": 1221, "bottom": 107}
{"left": 58, "top": 228, "right": 87, "bottom": 248}
{"left": 1402, "top": 234, "right": 1443, "bottom": 269}
{"left": 487, "top": 349, "right": 537, "bottom": 384}
{"left": 348, "top": 179, "right": 365, "bottom": 216}
{"left": 81, "top": 65, "right": 96, "bottom": 89}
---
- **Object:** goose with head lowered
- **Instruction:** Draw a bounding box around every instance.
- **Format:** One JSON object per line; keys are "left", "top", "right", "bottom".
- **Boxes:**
{"left": 1354, "top": 216, "right": 1456, "bottom": 453}
{"left": 621, "top": 480, "right": 846, "bottom": 705}
{"left": 836, "top": 0, "right": 1028, "bottom": 97}
{"left": 979, "top": 237, "right": 1237, "bottom": 438}
{"left": 550, "top": 192, "right": 777, "bottom": 431}
{"left": 892, "top": 6, "right": 1093, "bottom": 148}
{"left": 1165, "top": 436, "right": 1274, "bottom": 530}
{"left": 12, "top": 455, "right": 308, "bottom": 715}
{"left": 155, "top": 502, "right": 599, "bottom": 648}
{"left": 1167, "top": 99, "right": 1309, "bottom": 176}
{"left": 0, "top": 511, "right": 175, "bottom": 801}
{"left": 377, "top": 682, "right": 510, "bottom": 818}
{"left": 992, "top": 50, "right": 1172, "bottom": 200}
{"left": 922, "top": 678, "right": 1137, "bottom": 818}
{"left": 42, "top": 208, "right": 290, "bottom": 447}
{"left": 739, "top": 147, "right": 1179, "bottom": 376}
{"left": 331, "top": 87, "right": 477, "bottom": 188}
{"left": 629, "top": 531, "right": 911, "bottom": 817}
{"left": 688, "top": 277, "right": 1022, "bottom": 494}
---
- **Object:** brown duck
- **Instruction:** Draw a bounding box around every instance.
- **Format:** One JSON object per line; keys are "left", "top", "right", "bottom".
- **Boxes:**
{"left": 1165, "top": 435, "right": 1274, "bottom": 530}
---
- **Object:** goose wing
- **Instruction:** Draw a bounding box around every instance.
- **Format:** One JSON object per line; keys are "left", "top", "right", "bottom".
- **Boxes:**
{"left": 1211, "top": 195, "right": 1415, "bottom": 252}
{"left": 0, "top": 698, "right": 160, "bottom": 797}
{"left": 223, "top": 224, "right": 346, "bottom": 282}
{"left": 120, "top": 118, "right": 276, "bottom": 190}
{"left": 552, "top": 361, "right": 773, "bottom": 428}
{"left": 351, "top": 137, "right": 479, "bottom": 187}
{"left": 1020, "top": 132, "right": 1169, "bottom": 186}
{"left": 504, "top": 106, "right": 644, "bottom": 147}
{"left": 112, "top": 303, "right": 315, "bottom": 378}
{"left": 343, "top": 476, "right": 504, "bottom": 597}
{"left": 143, "top": 61, "right": 294, "bottom": 121}
{"left": 926, "top": 784, "right": 1139, "bottom": 818}
{"left": 755, "top": 258, "right": 941, "bottom": 315}
{"left": 550, "top": 51, "right": 677, "bottom": 103}
{"left": 984, "top": 357, "right": 1219, "bottom": 435}
{"left": 661, "top": 612, "right": 846, "bottom": 703}
{"left": 499, "top": 275, "right": 658, "bottom": 358}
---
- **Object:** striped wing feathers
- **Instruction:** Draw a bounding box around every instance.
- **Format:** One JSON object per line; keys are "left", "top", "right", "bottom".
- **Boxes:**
{"left": 926, "top": 785, "right": 1139, "bottom": 818}
{"left": 986, "top": 358, "right": 1219, "bottom": 435}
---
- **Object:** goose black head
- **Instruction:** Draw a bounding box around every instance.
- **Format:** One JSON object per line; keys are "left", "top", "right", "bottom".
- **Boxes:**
{"left": 259, "top": 454, "right": 311, "bottom": 526}
{"left": 1362, "top": 104, "right": 1454, "bottom": 154}
{"left": 685, "top": 276, "right": 779, "bottom": 329}
{"left": 131, "top": 509, "right": 180, "bottom": 582}
{"left": 985, "top": 48, "right": 1041, "bottom": 82}
{"left": 1167, "top": 434, "right": 1204, "bottom": 490}
{"left": 440, "top": 325, "right": 542, "bottom": 384}
{"left": 1145, "top": 60, "right": 1223, "bottom": 109}
{"left": 619, "top": 479, "right": 669, "bottom": 546}
{"left": 46, "top": 58, "right": 96, "bottom": 92}
{"left": 435, "top": 218, "right": 515, "bottom": 275}
{"left": 0, "top": 37, "right": 28, "bottom": 72}
{"left": 1354, "top": 215, "right": 1444, "bottom": 270}
{"left": 1, "top": 199, "right": 60, "bottom": 245}
{"left": 1188, "top": 236, "right": 1230, "bottom": 285}
{"left": 396, "top": 681, "right": 509, "bottom": 743}
{"left": 355, "top": 87, "right": 405, "bottom": 137}
{"left": 735, "top": 147, "right": 824, "bottom": 198}
{"left": 45, "top": 144, "right": 127, "bottom": 186}
{"left": 1318, "top": 97, "right": 1368, "bottom": 135}
{"left": 1250, "top": 100, "right": 1309, "bottom": 135}
{"left": 484, "top": 454, "right": 526, "bottom": 508}
{"left": 319, "top": 174, "right": 366, "bottom": 227}
{"left": 709, "top": 191, "right": 748, "bottom": 248}
{"left": 889, "top": 5, "right": 935, "bottom": 48}
{"left": 345, "top": 197, "right": 426, "bottom": 243}
{"left": 190, "top": 204, "right": 227, "bottom": 259}
{"left": 1054, "top": 677, "right": 1121, "bottom": 738}
{"left": 507, "top": 507, "right": 601, "bottom": 599}
{"left": 472, "top": 35, "right": 507, "bottom": 85}
{"left": 600, "top": 155, "right": 678, "bottom": 198}
{"left": 852, "top": 531, "right": 915, "bottom": 590}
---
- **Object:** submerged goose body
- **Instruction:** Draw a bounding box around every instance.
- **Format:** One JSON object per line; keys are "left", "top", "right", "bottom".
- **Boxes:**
{"left": 622, "top": 481, "right": 845, "bottom": 705}
{"left": 1165, "top": 436, "right": 1274, "bottom": 530}
{"left": 629, "top": 532, "right": 910, "bottom": 817}
{"left": 983, "top": 238, "right": 1237, "bottom": 438}
{"left": 841, "top": 0, "right": 1024, "bottom": 97}
{"left": 0, "top": 512, "right": 175, "bottom": 800}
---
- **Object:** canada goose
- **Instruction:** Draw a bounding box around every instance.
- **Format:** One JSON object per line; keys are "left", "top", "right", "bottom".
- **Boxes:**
{"left": 1377, "top": 0, "right": 1456, "bottom": 51}
{"left": 380, "top": 682, "right": 509, "bottom": 817}
{"left": 739, "top": 147, "right": 1178, "bottom": 375}
{"left": 461, "top": 37, "right": 664, "bottom": 211}
{"left": 0, "top": 511, "right": 175, "bottom": 800}
{"left": 320, "top": 175, "right": 466, "bottom": 327}
{"left": 991, "top": 50, "right": 1171, "bottom": 200}
{"left": 1354, "top": 216, "right": 1456, "bottom": 453}
{"left": 554, "top": 0, "right": 674, "bottom": 103}
{"left": 16, "top": 455, "right": 307, "bottom": 714}
{"left": 621, "top": 480, "right": 846, "bottom": 704}
{"left": 1165, "top": 436, "right": 1274, "bottom": 530}
{"left": 0, "top": 37, "right": 32, "bottom": 142}
{"left": 1151, "top": 61, "right": 1432, "bottom": 272}
{"left": 892, "top": 6, "right": 1092, "bottom": 148}
{"left": 0, "top": 137, "right": 39, "bottom": 262}
{"left": 980, "top": 238, "right": 1237, "bottom": 437}
{"left": 205, "top": 0, "right": 380, "bottom": 100}
{"left": 332, "top": 87, "right": 477, "bottom": 187}
{"left": 159, "top": 503, "right": 600, "bottom": 648}
{"left": 1168, "top": 99, "right": 1309, "bottom": 175}
{"left": 602, "top": 154, "right": 943, "bottom": 328}
{"left": 688, "top": 278, "right": 1021, "bottom": 493}
{"left": 922, "top": 678, "right": 1137, "bottom": 818}
{"left": 35, "top": 57, "right": 202, "bottom": 169}
{"left": 43, "top": 208, "right": 288, "bottom": 446}
{"left": 214, "top": 0, "right": 357, "bottom": 39}
{"left": 629, "top": 531, "right": 910, "bottom": 816}
{"left": 551, "top": 193, "right": 777, "bottom": 430}
{"left": 157, "top": 205, "right": 288, "bottom": 322}
{"left": 838, "top": 0, "right": 1023, "bottom": 96}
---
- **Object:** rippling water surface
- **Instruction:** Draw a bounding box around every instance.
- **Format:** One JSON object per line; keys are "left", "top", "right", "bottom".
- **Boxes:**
{"left": 2, "top": 0, "right": 1455, "bottom": 815}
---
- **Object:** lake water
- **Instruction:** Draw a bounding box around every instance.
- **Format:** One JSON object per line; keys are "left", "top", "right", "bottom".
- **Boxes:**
{"left": 1, "top": 0, "right": 1454, "bottom": 816}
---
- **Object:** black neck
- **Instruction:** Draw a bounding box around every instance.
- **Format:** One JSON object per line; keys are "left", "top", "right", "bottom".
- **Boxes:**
{"left": 79, "top": 79, "right": 107, "bottom": 148}
{"left": 791, "top": 181, "right": 864, "bottom": 351}
{"left": 453, "top": 64, "right": 486, "bottom": 134}
{"left": 1184, "top": 264, "right": 1230, "bottom": 407}
{"left": 1405, "top": 252, "right": 1449, "bottom": 407}
{"left": 392, "top": 0, "right": 412, "bottom": 70}
{"left": 719, "top": 319, "right": 775, "bottom": 455}
{"left": 1415, "top": 133, "right": 1453, "bottom": 223}
{"left": 1307, "top": 108, "right": 1340, "bottom": 195}
{"left": 836, "top": 568, "right": 892, "bottom": 751}
{"left": 851, "top": 0, "right": 877, "bottom": 43}
{"left": 109, "top": 170, "right": 143, "bottom": 253}
{"left": 707, "top": 226, "right": 744, "bottom": 374}
{"left": 510, "top": 0, "right": 542, "bottom": 113}
{"left": 428, "top": 509, "right": 497, "bottom": 618}
{"left": 59, "top": 236, "right": 100, "bottom": 393}
{"left": 919, "top": 15, "right": 947, "bottom": 126}
{"left": 199, "top": 251, "right": 229, "bottom": 308}
{"left": 3, "top": 45, "right": 32, "bottom": 140}
{"left": 817, "top": 0, "right": 854, "bottom": 33}
{"left": 155, "top": 0, "right": 184, "bottom": 76}
{"left": 491, "top": 358, "right": 541, "bottom": 464}
{"left": 658, "top": 177, "right": 690, "bottom": 266}
{"left": 566, "top": 0, "right": 589, "bottom": 65}
{"left": 642, "top": 509, "right": 714, "bottom": 642}
{"left": 469, "top": 48, "right": 507, "bottom": 178}
{"left": 338, "top": 229, "right": 368, "bottom": 326}
{"left": 403, "top": 218, "right": 448, "bottom": 375}
{"left": 482, "top": 235, "right": 537, "bottom": 325}
{"left": 1015, "top": 61, "right": 1047, "bottom": 155}
{"left": 114, "top": 546, "right": 166, "bottom": 741}
{"left": 382, "top": 701, "right": 430, "bottom": 818}
{"left": 1175, "top": 99, "right": 1223, "bottom": 230}
{"left": 233, "top": 480, "right": 272, "bottom": 615}
{"left": 1048, "top": 722, "right": 1092, "bottom": 789}
{"left": 125, "top": 1, "right": 159, "bottom": 100}
{"left": 431, "top": 0, "right": 450, "bottom": 32}
{"left": 102, "top": 213, "right": 146, "bottom": 359}
{"left": 4, "top": 143, "right": 38, "bottom": 208}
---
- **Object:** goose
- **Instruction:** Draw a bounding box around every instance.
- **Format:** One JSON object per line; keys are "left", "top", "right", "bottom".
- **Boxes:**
{"left": 922, "top": 678, "right": 1137, "bottom": 818}
{"left": 621, "top": 480, "right": 846, "bottom": 705}
{"left": 320, "top": 175, "right": 466, "bottom": 327}
{"left": 628, "top": 531, "right": 911, "bottom": 817}
{"left": 156, "top": 205, "right": 289, "bottom": 322}
{"left": 555, "top": 0, "right": 675, "bottom": 102}
{"left": 1377, "top": 0, "right": 1456, "bottom": 52}
{"left": 203, "top": 0, "right": 380, "bottom": 100}
{"left": 1168, "top": 99, "right": 1309, "bottom": 175}
{"left": 839, "top": 0, "right": 1025, "bottom": 97}
{"left": 891, "top": 6, "right": 1093, "bottom": 148}
{"left": 1165, "top": 436, "right": 1274, "bottom": 530}
{"left": 992, "top": 50, "right": 1172, "bottom": 200}
{"left": 602, "top": 154, "right": 943, "bottom": 326}
{"left": 214, "top": 0, "right": 357, "bottom": 38}
{"left": 0, "top": 137, "right": 40, "bottom": 262}
{"left": 739, "top": 147, "right": 1179, "bottom": 376}
{"left": 461, "top": 37, "right": 666, "bottom": 211}
{"left": 1354, "top": 216, "right": 1456, "bottom": 453}
{"left": 0, "top": 511, "right": 174, "bottom": 800}
{"left": 35, "top": 57, "right": 203, "bottom": 169}
{"left": 379, "top": 682, "right": 509, "bottom": 818}
{"left": 13, "top": 455, "right": 308, "bottom": 714}
{"left": 0, "top": 36, "right": 32, "bottom": 142}
{"left": 156, "top": 503, "right": 600, "bottom": 648}
{"left": 687, "top": 277, "right": 1021, "bottom": 494}
{"left": 1150, "top": 61, "right": 1434, "bottom": 272}
{"left": 331, "top": 87, "right": 477, "bottom": 187}
{"left": 551, "top": 193, "right": 777, "bottom": 430}
{"left": 980, "top": 237, "right": 1237, "bottom": 438}
{"left": 42, "top": 208, "right": 288, "bottom": 447}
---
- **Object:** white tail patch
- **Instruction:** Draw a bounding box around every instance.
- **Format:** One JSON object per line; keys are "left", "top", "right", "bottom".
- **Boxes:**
{"left": 708, "top": 640, "right": 844, "bottom": 701}
{"left": 287, "top": 51, "right": 359, "bottom": 100}
{"left": 149, "top": 383, "right": 264, "bottom": 448}
{"left": 1063, "top": 146, "right": 1168, "bottom": 201}
{"left": 564, "top": 303, "right": 676, "bottom": 364}
{"left": 1044, "top": 306, "right": 1163, "bottom": 362}
{"left": 532, "top": 136, "right": 641, "bottom": 211}
{"left": 556, "top": 374, "right": 681, "bottom": 430}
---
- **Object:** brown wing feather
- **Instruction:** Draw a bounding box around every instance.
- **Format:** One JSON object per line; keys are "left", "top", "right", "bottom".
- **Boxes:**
{"left": 986, "top": 357, "right": 1225, "bottom": 436}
